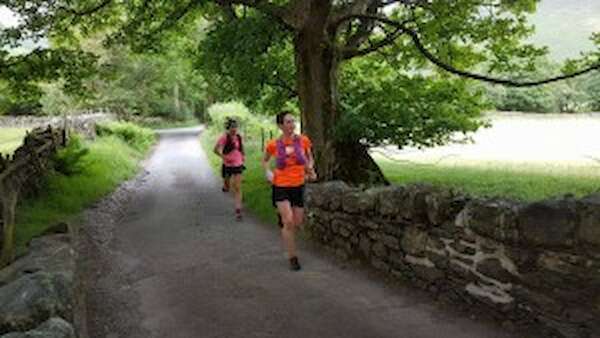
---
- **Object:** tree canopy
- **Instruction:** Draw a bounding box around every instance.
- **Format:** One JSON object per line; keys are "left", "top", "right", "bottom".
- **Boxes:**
{"left": 2, "top": 0, "right": 599, "bottom": 184}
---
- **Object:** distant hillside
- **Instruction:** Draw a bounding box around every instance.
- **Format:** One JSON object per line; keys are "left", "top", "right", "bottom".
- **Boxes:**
{"left": 529, "top": 0, "right": 600, "bottom": 60}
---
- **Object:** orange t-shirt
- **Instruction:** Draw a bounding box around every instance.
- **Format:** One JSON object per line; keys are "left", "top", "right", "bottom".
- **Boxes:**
{"left": 266, "top": 135, "right": 312, "bottom": 187}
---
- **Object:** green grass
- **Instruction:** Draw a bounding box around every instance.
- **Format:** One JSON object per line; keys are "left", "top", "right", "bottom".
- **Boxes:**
{"left": 200, "top": 128, "right": 278, "bottom": 226}
{"left": 376, "top": 157, "right": 600, "bottom": 202}
{"left": 0, "top": 128, "right": 28, "bottom": 155}
{"left": 15, "top": 130, "right": 154, "bottom": 252}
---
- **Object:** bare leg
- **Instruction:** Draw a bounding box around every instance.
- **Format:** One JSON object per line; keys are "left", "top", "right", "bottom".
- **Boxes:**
{"left": 276, "top": 201, "right": 296, "bottom": 259}
{"left": 230, "top": 174, "right": 242, "bottom": 211}
{"left": 222, "top": 175, "right": 230, "bottom": 192}
{"left": 292, "top": 206, "right": 304, "bottom": 229}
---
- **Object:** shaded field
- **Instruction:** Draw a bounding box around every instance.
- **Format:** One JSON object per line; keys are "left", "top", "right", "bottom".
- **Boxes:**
{"left": 373, "top": 112, "right": 600, "bottom": 201}
{"left": 376, "top": 158, "right": 600, "bottom": 202}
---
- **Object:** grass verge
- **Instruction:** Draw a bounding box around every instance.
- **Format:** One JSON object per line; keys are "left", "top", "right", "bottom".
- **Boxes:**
{"left": 15, "top": 125, "right": 155, "bottom": 253}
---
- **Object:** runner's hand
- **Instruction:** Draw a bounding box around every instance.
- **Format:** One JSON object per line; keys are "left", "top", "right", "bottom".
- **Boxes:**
{"left": 306, "top": 168, "right": 317, "bottom": 182}
{"left": 265, "top": 170, "right": 274, "bottom": 183}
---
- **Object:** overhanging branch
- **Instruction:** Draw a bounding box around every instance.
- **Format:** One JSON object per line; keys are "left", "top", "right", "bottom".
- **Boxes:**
{"left": 405, "top": 29, "right": 600, "bottom": 87}
{"left": 215, "top": 0, "right": 293, "bottom": 29}
{"left": 334, "top": 14, "right": 600, "bottom": 87}
{"left": 59, "top": 0, "right": 113, "bottom": 16}
{"left": 150, "top": 0, "right": 197, "bottom": 35}
{"left": 342, "top": 25, "right": 404, "bottom": 59}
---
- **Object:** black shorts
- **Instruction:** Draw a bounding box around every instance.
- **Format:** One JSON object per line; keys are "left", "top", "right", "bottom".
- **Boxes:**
{"left": 222, "top": 164, "right": 245, "bottom": 178}
{"left": 272, "top": 185, "right": 305, "bottom": 208}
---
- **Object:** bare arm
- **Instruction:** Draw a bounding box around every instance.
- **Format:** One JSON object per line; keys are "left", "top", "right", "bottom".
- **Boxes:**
{"left": 213, "top": 142, "right": 224, "bottom": 159}
{"left": 262, "top": 151, "right": 274, "bottom": 182}
{"left": 262, "top": 152, "right": 272, "bottom": 171}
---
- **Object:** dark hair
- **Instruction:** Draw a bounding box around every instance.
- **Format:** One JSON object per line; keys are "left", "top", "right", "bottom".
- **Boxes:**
{"left": 276, "top": 111, "right": 293, "bottom": 125}
{"left": 225, "top": 117, "right": 238, "bottom": 130}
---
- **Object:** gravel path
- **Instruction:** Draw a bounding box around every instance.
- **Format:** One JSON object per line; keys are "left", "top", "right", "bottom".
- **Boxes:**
{"left": 77, "top": 126, "right": 517, "bottom": 338}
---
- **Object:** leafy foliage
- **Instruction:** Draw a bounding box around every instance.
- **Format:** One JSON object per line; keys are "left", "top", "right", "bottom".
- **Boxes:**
{"left": 52, "top": 134, "right": 89, "bottom": 176}
{"left": 482, "top": 57, "right": 600, "bottom": 113}
{"left": 338, "top": 57, "right": 486, "bottom": 147}
{"left": 197, "top": 12, "right": 296, "bottom": 114}
{"left": 96, "top": 121, "right": 156, "bottom": 152}
{"left": 207, "top": 101, "right": 278, "bottom": 138}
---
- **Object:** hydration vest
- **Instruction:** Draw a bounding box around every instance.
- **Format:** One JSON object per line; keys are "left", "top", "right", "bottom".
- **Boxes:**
{"left": 223, "top": 134, "right": 244, "bottom": 155}
{"left": 276, "top": 136, "right": 306, "bottom": 169}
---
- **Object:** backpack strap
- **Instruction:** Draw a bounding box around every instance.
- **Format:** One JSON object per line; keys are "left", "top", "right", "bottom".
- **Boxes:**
{"left": 276, "top": 135, "right": 305, "bottom": 169}
{"left": 293, "top": 135, "right": 306, "bottom": 165}
{"left": 223, "top": 133, "right": 242, "bottom": 155}
{"left": 237, "top": 134, "right": 244, "bottom": 155}
{"left": 276, "top": 138, "right": 286, "bottom": 169}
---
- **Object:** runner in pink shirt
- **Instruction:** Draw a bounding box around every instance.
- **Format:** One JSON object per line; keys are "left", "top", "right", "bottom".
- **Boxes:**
{"left": 213, "top": 118, "right": 245, "bottom": 220}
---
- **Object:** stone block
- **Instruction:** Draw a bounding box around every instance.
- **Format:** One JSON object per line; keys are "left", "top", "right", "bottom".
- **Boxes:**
{"left": 342, "top": 190, "right": 376, "bottom": 214}
{"left": 0, "top": 272, "right": 72, "bottom": 334}
{"left": 412, "top": 265, "right": 445, "bottom": 282}
{"left": 425, "top": 190, "right": 469, "bottom": 226}
{"left": 359, "top": 235, "right": 371, "bottom": 258}
{"left": 461, "top": 198, "right": 520, "bottom": 244}
{"left": 1, "top": 317, "right": 75, "bottom": 338}
{"left": 377, "top": 186, "right": 407, "bottom": 216}
{"left": 371, "top": 258, "right": 390, "bottom": 272}
{"left": 372, "top": 242, "right": 387, "bottom": 257}
{"left": 578, "top": 193, "right": 600, "bottom": 247}
{"left": 401, "top": 226, "right": 429, "bottom": 256}
{"left": 382, "top": 235, "right": 400, "bottom": 250}
{"left": 476, "top": 258, "right": 514, "bottom": 284}
{"left": 518, "top": 199, "right": 577, "bottom": 248}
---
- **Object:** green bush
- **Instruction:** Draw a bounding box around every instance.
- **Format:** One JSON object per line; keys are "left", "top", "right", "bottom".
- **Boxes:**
{"left": 487, "top": 85, "right": 555, "bottom": 113}
{"left": 96, "top": 121, "right": 156, "bottom": 152}
{"left": 207, "top": 101, "right": 278, "bottom": 143}
{"left": 53, "top": 134, "right": 90, "bottom": 176}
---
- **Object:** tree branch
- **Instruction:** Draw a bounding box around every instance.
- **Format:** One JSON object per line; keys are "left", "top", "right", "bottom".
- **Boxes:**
{"left": 334, "top": 14, "right": 600, "bottom": 87}
{"left": 1, "top": 48, "right": 45, "bottom": 69}
{"left": 338, "top": 1, "right": 381, "bottom": 54}
{"left": 150, "top": 0, "right": 197, "bottom": 35}
{"left": 341, "top": 25, "right": 404, "bottom": 59}
{"left": 405, "top": 28, "right": 600, "bottom": 87}
{"left": 214, "top": 0, "right": 293, "bottom": 29}
{"left": 265, "top": 76, "right": 298, "bottom": 98}
{"left": 59, "top": 0, "right": 113, "bottom": 16}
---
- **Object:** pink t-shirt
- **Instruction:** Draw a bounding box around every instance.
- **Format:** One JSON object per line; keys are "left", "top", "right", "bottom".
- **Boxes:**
{"left": 217, "top": 134, "right": 244, "bottom": 167}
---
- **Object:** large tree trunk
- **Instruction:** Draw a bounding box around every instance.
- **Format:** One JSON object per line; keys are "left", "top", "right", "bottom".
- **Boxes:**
{"left": 293, "top": 2, "right": 387, "bottom": 186}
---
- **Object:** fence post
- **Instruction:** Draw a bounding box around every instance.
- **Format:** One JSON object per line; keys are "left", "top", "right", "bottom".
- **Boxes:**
{"left": 0, "top": 185, "right": 17, "bottom": 268}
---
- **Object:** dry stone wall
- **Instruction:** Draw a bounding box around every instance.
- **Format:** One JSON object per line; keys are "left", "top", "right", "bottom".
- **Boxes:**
{"left": 306, "top": 182, "right": 600, "bottom": 338}
{"left": 0, "top": 113, "right": 115, "bottom": 139}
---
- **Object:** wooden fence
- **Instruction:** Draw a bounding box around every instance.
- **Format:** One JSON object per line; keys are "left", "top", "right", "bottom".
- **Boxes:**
{"left": 0, "top": 126, "right": 64, "bottom": 267}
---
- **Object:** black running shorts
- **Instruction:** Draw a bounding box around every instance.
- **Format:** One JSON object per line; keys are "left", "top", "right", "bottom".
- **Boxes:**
{"left": 272, "top": 185, "right": 305, "bottom": 208}
{"left": 222, "top": 164, "right": 245, "bottom": 178}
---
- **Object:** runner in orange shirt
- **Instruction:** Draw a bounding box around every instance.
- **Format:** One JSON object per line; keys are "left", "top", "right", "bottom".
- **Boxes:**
{"left": 262, "top": 111, "right": 317, "bottom": 271}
